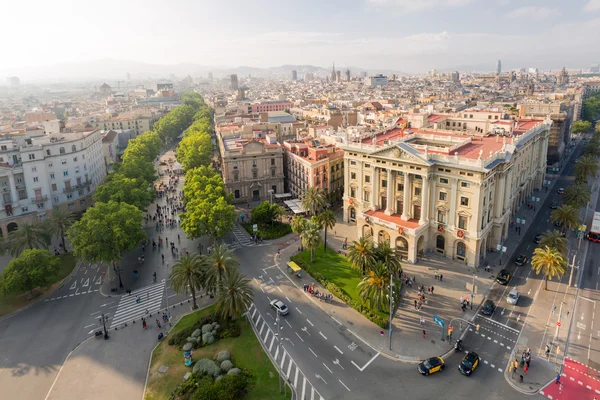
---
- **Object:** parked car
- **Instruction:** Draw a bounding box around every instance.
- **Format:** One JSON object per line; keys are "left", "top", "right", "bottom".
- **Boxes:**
{"left": 418, "top": 357, "right": 445, "bottom": 376}
{"left": 269, "top": 299, "right": 289, "bottom": 315}
{"left": 550, "top": 201, "right": 558, "bottom": 209}
{"left": 507, "top": 289, "right": 520, "bottom": 305}
{"left": 533, "top": 234, "right": 542, "bottom": 244}
{"left": 557, "top": 188, "right": 564, "bottom": 194}
{"left": 458, "top": 352, "right": 480, "bottom": 376}
{"left": 514, "top": 254, "right": 528, "bottom": 266}
{"left": 496, "top": 269, "right": 511, "bottom": 285}
{"left": 481, "top": 299, "right": 496, "bottom": 316}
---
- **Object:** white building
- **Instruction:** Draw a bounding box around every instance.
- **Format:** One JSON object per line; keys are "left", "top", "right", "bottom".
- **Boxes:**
{"left": 0, "top": 120, "right": 106, "bottom": 238}
{"left": 365, "top": 74, "right": 388, "bottom": 88}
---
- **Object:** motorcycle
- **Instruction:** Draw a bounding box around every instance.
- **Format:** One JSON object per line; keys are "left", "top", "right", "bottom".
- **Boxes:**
{"left": 454, "top": 339, "right": 463, "bottom": 352}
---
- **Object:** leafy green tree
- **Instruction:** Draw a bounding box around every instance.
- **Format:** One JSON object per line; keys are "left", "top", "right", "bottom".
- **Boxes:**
{"left": 154, "top": 104, "right": 195, "bottom": 142}
{"left": 122, "top": 132, "right": 162, "bottom": 164}
{"left": 574, "top": 155, "right": 599, "bottom": 184}
{"left": 582, "top": 93, "right": 600, "bottom": 122}
{"left": 250, "top": 201, "right": 285, "bottom": 226}
{"left": 347, "top": 237, "right": 376, "bottom": 275}
{"left": 358, "top": 261, "right": 390, "bottom": 312}
{"left": 46, "top": 208, "right": 77, "bottom": 253}
{"left": 291, "top": 216, "right": 307, "bottom": 251}
{"left": 176, "top": 132, "right": 212, "bottom": 170}
{"left": 8, "top": 221, "right": 51, "bottom": 256}
{"left": 170, "top": 253, "right": 208, "bottom": 310}
{"left": 215, "top": 268, "right": 253, "bottom": 320}
{"left": 115, "top": 156, "right": 156, "bottom": 183}
{"left": 205, "top": 243, "right": 239, "bottom": 295}
{"left": 301, "top": 187, "right": 326, "bottom": 216}
{"left": 550, "top": 205, "right": 579, "bottom": 235}
{"left": 94, "top": 173, "right": 154, "bottom": 211}
{"left": 374, "top": 241, "right": 402, "bottom": 277}
{"left": 595, "top": 120, "right": 600, "bottom": 134}
{"left": 301, "top": 218, "right": 322, "bottom": 263}
{"left": 318, "top": 210, "right": 336, "bottom": 255}
{"left": 68, "top": 201, "right": 145, "bottom": 277}
{"left": 181, "top": 92, "right": 206, "bottom": 109}
{"left": 562, "top": 183, "right": 591, "bottom": 208}
{"left": 531, "top": 246, "right": 567, "bottom": 291}
{"left": 572, "top": 120, "right": 592, "bottom": 133}
{"left": 0, "top": 249, "right": 59, "bottom": 295}
{"left": 540, "top": 230, "right": 568, "bottom": 255}
{"left": 583, "top": 142, "right": 600, "bottom": 158}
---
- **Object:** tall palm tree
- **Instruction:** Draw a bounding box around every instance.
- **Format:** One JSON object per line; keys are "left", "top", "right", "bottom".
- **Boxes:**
{"left": 205, "top": 243, "right": 239, "bottom": 295}
{"left": 358, "top": 261, "right": 390, "bottom": 312}
{"left": 318, "top": 210, "right": 336, "bottom": 255}
{"left": 301, "top": 187, "right": 326, "bottom": 216}
{"left": 574, "top": 155, "right": 599, "bottom": 184}
{"left": 291, "top": 216, "right": 307, "bottom": 251}
{"left": 301, "top": 219, "right": 322, "bottom": 263}
{"left": 562, "top": 184, "right": 591, "bottom": 209}
{"left": 551, "top": 205, "right": 579, "bottom": 235}
{"left": 46, "top": 208, "right": 77, "bottom": 253}
{"left": 170, "top": 253, "right": 208, "bottom": 309}
{"left": 375, "top": 241, "right": 403, "bottom": 277}
{"left": 531, "top": 246, "right": 567, "bottom": 291}
{"left": 347, "top": 237, "right": 376, "bottom": 275}
{"left": 215, "top": 268, "right": 254, "bottom": 320}
{"left": 540, "top": 230, "right": 568, "bottom": 255}
{"left": 8, "top": 222, "right": 51, "bottom": 256}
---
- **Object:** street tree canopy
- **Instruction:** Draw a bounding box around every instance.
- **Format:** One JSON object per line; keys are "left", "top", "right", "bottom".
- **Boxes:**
{"left": 0, "top": 249, "right": 59, "bottom": 295}
{"left": 114, "top": 155, "right": 156, "bottom": 184}
{"left": 572, "top": 120, "right": 592, "bottom": 133}
{"left": 68, "top": 201, "right": 146, "bottom": 265}
{"left": 94, "top": 173, "right": 154, "bottom": 211}
{"left": 176, "top": 132, "right": 212, "bottom": 171}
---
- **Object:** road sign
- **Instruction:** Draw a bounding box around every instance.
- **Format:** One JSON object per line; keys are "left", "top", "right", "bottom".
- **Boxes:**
{"left": 557, "top": 321, "right": 562, "bottom": 327}
{"left": 433, "top": 316, "right": 444, "bottom": 327}
{"left": 253, "top": 224, "right": 258, "bottom": 232}
{"left": 516, "top": 218, "right": 521, "bottom": 224}
{"left": 497, "top": 244, "right": 502, "bottom": 251}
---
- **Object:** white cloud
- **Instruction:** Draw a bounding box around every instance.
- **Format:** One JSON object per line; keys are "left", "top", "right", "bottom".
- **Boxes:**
{"left": 507, "top": 6, "right": 559, "bottom": 19}
{"left": 367, "top": 0, "right": 474, "bottom": 13}
{"left": 584, "top": 0, "right": 600, "bottom": 11}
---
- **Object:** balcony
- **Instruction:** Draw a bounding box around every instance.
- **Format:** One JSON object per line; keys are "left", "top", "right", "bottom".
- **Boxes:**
{"left": 30, "top": 195, "right": 48, "bottom": 202}
{"left": 63, "top": 186, "right": 76, "bottom": 193}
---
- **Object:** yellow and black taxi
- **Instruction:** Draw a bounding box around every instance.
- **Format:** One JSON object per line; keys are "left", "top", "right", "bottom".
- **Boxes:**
{"left": 514, "top": 254, "right": 528, "bottom": 266}
{"left": 458, "top": 351, "right": 480, "bottom": 376}
{"left": 417, "top": 356, "right": 445, "bottom": 376}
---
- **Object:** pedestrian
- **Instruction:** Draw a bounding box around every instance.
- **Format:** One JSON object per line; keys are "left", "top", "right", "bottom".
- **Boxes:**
{"left": 440, "top": 274, "right": 443, "bottom": 281}
{"left": 526, "top": 359, "right": 530, "bottom": 368}
{"left": 156, "top": 319, "right": 162, "bottom": 329}
{"left": 545, "top": 345, "right": 550, "bottom": 357}
{"left": 420, "top": 316, "right": 425, "bottom": 325}
{"left": 422, "top": 330, "right": 426, "bottom": 339}
{"left": 431, "top": 286, "right": 434, "bottom": 294}
{"left": 523, "top": 365, "right": 528, "bottom": 375}
{"left": 566, "top": 310, "right": 570, "bottom": 318}
{"left": 427, "top": 287, "right": 431, "bottom": 294}
{"left": 142, "top": 318, "right": 147, "bottom": 329}
{"left": 510, "top": 364, "right": 516, "bottom": 378}
{"left": 552, "top": 305, "right": 557, "bottom": 315}
{"left": 414, "top": 299, "right": 418, "bottom": 309}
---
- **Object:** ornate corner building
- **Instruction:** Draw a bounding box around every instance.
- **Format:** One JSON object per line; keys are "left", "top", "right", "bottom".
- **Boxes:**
{"left": 341, "top": 119, "right": 551, "bottom": 267}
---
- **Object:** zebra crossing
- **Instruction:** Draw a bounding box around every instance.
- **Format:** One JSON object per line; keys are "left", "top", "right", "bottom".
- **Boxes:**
{"left": 232, "top": 224, "right": 255, "bottom": 246}
{"left": 109, "top": 281, "right": 166, "bottom": 329}
{"left": 246, "top": 302, "right": 325, "bottom": 400}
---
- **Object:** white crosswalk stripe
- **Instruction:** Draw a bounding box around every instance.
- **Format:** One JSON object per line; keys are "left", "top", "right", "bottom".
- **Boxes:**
{"left": 246, "top": 302, "right": 325, "bottom": 399}
{"left": 231, "top": 224, "right": 255, "bottom": 246}
{"left": 110, "top": 282, "right": 166, "bottom": 328}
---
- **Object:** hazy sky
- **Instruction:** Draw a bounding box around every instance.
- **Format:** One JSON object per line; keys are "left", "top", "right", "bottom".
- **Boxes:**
{"left": 2, "top": 0, "right": 600, "bottom": 73}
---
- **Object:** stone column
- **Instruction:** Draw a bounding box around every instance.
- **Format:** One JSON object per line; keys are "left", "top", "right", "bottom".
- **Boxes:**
{"left": 449, "top": 178, "right": 458, "bottom": 229}
{"left": 371, "top": 166, "right": 379, "bottom": 209}
{"left": 344, "top": 158, "right": 350, "bottom": 198}
{"left": 503, "top": 169, "right": 512, "bottom": 215}
{"left": 357, "top": 161, "right": 363, "bottom": 201}
{"left": 8, "top": 174, "right": 18, "bottom": 204}
{"left": 471, "top": 182, "right": 482, "bottom": 232}
{"left": 420, "top": 174, "right": 429, "bottom": 224}
{"left": 401, "top": 172, "right": 410, "bottom": 220}
{"left": 385, "top": 169, "right": 394, "bottom": 215}
{"left": 495, "top": 172, "right": 505, "bottom": 218}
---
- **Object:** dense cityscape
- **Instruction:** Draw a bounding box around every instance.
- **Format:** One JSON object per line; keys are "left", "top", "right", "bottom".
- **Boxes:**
{"left": 2, "top": 1, "right": 600, "bottom": 400}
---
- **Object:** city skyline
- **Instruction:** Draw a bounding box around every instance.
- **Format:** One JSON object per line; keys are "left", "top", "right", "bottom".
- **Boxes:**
{"left": 1, "top": 0, "right": 599, "bottom": 77}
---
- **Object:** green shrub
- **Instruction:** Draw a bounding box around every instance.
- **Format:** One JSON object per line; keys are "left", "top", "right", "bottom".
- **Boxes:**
{"left": 192, "top": 373, "right": 249, "bottom": 400}
{"left": 242, "top": 221, "right": 291, "bottom": 240}
{"left": 220, "top": 360, "right": 233, "bottom": 372}
{"left": 193, "top": 358, "right": 221, "bottom": 378}
{"left": 215, "top": 351, "right": 230, "bottom": 363}
{"left": 169, "top": 312, "right": 240, "bottom": 348}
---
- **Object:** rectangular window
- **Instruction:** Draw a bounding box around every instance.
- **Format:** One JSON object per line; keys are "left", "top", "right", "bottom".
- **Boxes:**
{"left": 233, "top": 161, "right": 238, "bottom": 169}
{"left": 397, "top": 183, "right": 404, "bottom": 191}
{"left": 365, "top": 175, "right": 370, "bottom": 183}
{"left": 271, "top": 169, "right": 275, "bottom": 177}
{"left": 50, "top": 173, "right": 55, "bottom": 179}
{"left": 28, "top": 154, "right": 35, "bottom": 160}
{"left": 48, "top": 162, "right": 53, "bottom": 168}
{"left": 63, "top": 171, "right": 68, "bottom": 176}
{"left": 350, "top": 187, "right": 356, "bottom": 197}
{"left": 439, "top": 192, "right": 447, "bottom": 201}
{"left": 350, "top": 161, "right": 356, "bottom": 165}
{"left": 460, "top": 182, "right": 471, "bottom": 188}
{"left": 252, "top": 159, "right": 257, "bottom": 167}
{"left": 414, "top": 187, "right": 421, "bottom": 196}
{"left": 270, "top": 158, "right": 275, "bottom": 166}
{"left": 52, "top": 183, "right": 57, "bottom": 191}
{"left": 68, "top": 203, "right": 75, "bottom": 210}
{"left": 458, "top": 216, "right": 468, "bottom": 230}
{"left": 61, "top": 159, "right": 67, "bottom": 165}
{"left": 351, "top": 172, "right": 356, "bottom": 180}
{"left": 233, "top": 171, "right": 239, "bottom": 182}
{"left": 437, "top": 210, "right": 446, "bottom": 224}
{"left": 364, "top": 191, "right": 370, "bottom": 202}
{"left": 67, "top": 194, "right": 73, "bottom": 199}
{"left": 381, "top": 180, "right": 387, "bottom": 188}
{"left": 439, "top": 178, "right": 449, "bottom": 184}
{"left": 460, "top": 196, "right": 469, "bottom": 207}
{"left": 33, "top": 177, "right": 39, "bottom": 182}
{"left": 31, "top": 167, "right": 37, "bottom": 172}
{"left": 252, "top": 170, "right": 258, "bottom": 179}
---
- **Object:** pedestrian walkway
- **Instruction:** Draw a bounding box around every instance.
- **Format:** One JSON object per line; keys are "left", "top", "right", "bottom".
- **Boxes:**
{"left": 231, "top": 223, "right": 255, "bottom": 246}
{"left": 110, "top": 282, "right": 166, "bottom": 329}
{"left": 540, "top": 357, "right": 600, "bottom": 400}
{"left": 246, "top": 302, "right": 324, "bottom": 400}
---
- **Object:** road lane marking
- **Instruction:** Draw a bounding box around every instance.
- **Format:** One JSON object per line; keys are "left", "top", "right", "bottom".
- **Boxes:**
{"left": 259, "top": 321, "right": 265, "bottom": 336}
{"left": 269, "top": 335, "right": 275, "bottom": 351}
{"left": 323, "top": 363, "right": 333, "bottom": 374}
{"left": 309, "top": 348, "right": 318, "bottom": 357}
{"left": 334, "top": 345, "right": 344, "bottom": 354}
{"left": 90, "top": 311, "right": 101, "bottom": 315}
{"left": 277, "top": 287, "right": 283, "bottom": 293}
{"left": 84, "top": 323, "right": 95, "bottom": 329}
{"left": 286, "top": 359, "right": 292, "bottom": 378}
{"left": 339, "top": 379, "right": 351, "bottom": 391}
{"left": 285, "top": 320, "right": 292, "bottom": 328}
{"left": 301, "top": 378, "right": 307, "bottom": 400}
{"left": 307, "top": 319, "right": 314, "bottom": 327}
{"left": 280, "top": 351, "right": 287, "bottom": 368}
{"left": 295, "top": 332, "right": 304, "bottom": 342}
{"left": 294, "top": 367, "right": 299, "bottom": 388}
{"left": 319, "top": 331, "right": 328, "bottom": 340}
{"left": 331, "top": 316, "right": 342, "bottom": 325}
{"left": 295, "top": 307, "right": 303, "bottom": 314}
{"left": 285, "top": 296, "right": 292, "bottom": 303}
{"left": 274, "top": 347, "right": 280, "bottom": 361}
{"left": 351, "top": 352, "right": 380, "bottom": 371}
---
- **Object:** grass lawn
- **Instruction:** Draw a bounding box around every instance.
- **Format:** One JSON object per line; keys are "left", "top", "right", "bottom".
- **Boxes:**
{"left": 145, "top": 305, "right": 291, "bottom": 400}
{"left": 0, "top": 253, "right": 77, "bottom": 317}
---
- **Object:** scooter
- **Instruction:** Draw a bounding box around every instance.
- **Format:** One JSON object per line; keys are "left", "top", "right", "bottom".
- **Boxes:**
{"left": 454, "top": 339, "right": 463, "bottom": 352}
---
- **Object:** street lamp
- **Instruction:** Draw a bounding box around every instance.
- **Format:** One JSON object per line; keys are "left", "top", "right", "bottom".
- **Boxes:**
{"left": 497, "top": 243, "right": 507, "bottom": 266}
{"left": 113, "top": 263, "right": 123, "bottom": 288}
{"left": 471, "top": 273, "right": 476, "bottom": 310}
{"left": 98, "top": 313, "right": 109, "bottom": 340}
{"left": 268, "top": 189, "right": 274, "bottom": 205}
{"left": 389, "top": 272, "right": 394, "bottom": 350}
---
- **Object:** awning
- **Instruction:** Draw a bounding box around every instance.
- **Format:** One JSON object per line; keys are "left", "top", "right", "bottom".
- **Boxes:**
{"left": 283, "top": 199, "right": 307, "bottom": 214}
{"left": 287, "top": 261, "right": 302, "bottom": 272}
{"left": 274, "top": 193, "right": 292, "bottom": 199}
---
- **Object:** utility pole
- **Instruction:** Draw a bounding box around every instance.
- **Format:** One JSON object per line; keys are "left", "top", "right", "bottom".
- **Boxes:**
{"left": 471, "top": 273, "right": 476, "bottom": 310}
{"left": 568, "top": 253, "right": 577, "bottom": 288}
{"left": 553, "top": 301, "right": 564, "bottom": 362}
{"left": 113, "top": 262, "right": 123, "bottom": 288}
{"left": 99, "top": 313, "right": 109, "bottom": 340}
{"left": 389, "top": 272, "right": 394, "bottom": 351}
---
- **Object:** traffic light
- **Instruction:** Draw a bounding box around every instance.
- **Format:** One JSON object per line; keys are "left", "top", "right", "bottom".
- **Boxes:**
{"left": 476, "top": 324, "right": 480, "bottom": 332}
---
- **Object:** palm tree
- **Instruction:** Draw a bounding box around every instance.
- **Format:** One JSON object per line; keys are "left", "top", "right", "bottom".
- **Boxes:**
{"left": 205, "top": 243, "right": 239, "bottom": 295}
{"left": 574, "top": 155, "right": 599, "bottom": 184}
{"left": 301, "top": 219, "right": 322, "bottom": 263}
{"left": 358, "top": 261, "right": 390, "bottom": 312}
{"left": 540, "top": 230, "right": 568, "bottom": 255}
{"left": 291, "top": 216, "right": 307, "bottom": 251}
{"left": 531, "top": 246, "right": 567, "bottom": 291}
{"left": 8, "top": 221, "right": 51, "bottom": 256}
{"left": 562, "top": 184, "right": 591, "bottom": 208}
{"left": 301, "top": 187, "right": 326, "bottom": 216}
{"left": 46, "top": 208, "right": 77, "bottom": 253}
{"left": 215, "top": 268, "right": 254, "bottom": 320}
{"left": 347, "top": 237, "right": 376, "bottom": 275}
{"left": 375, "top": 241, "right": 402, "bottom": 277}
{"left": 551, "top": 205, "right": 579, "bottom": 235}
{"left": 318, "top": 210, "right": 336, "bottom": 255}
{"left": 170, "top": 253, "right": 208, "bottom": 309}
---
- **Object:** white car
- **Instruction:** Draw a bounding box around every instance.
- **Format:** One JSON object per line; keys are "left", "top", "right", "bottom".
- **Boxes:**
{"left": 507, "top": 289, "right": 520, "bottom": 305}
{"left": 270, "top": 299, "right": 289, "bottom": 315}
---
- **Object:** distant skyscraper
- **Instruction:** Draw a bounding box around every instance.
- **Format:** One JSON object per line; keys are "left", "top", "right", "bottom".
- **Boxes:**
{"left": 591, "top": 64, "right": 600, "bottom": 73}
{"left": 496, "top": 60, "right": 502, "bottom": 75}
{"left": 345, "top": 69, "right": 351, "bottom": 82}
{"left": 331, "top": 63, "right": 337, "bottom": 82}
{"left": 291, "top": 70, "right": 298, "bottom": 81}
{"left": 451, "top": 71, "right": 460, "bottom": 83}
{"left": 336, "top": 71, "right": 341, "bottom": 82}
{"left": 208, "top": 72, "right": 214, "bottom": 82}
{"left": 230, "top": 74, "right": 238, "bottom": 90}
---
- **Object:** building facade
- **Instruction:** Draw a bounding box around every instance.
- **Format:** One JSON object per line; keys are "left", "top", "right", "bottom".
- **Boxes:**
{"left": 251, "top": 100, "right": 293, "bottom": 113}
{"left": 93, "top": 114, "right": 155, "bottom": 136}
{"left": 341, "top": 120, "right": 550, "bottom": 267}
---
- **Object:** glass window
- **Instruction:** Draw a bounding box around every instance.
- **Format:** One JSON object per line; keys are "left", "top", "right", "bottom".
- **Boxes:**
{"left": 415, "top": 187, "right": 421, "bottom": 196}
{"left": 460, "top": 197, "right": 469, "bottom": 207}
{"left": 351, "top": 172, "right": 356, "bottom": 179}
{"left": 439, "top": 177, "right": 449, "bottom": 184}
{"left": 437, "top": 210, "right": 446, "bottom": 224}
{"left": 439, "top": 192, "right": 447, "bottom": 201}
{"left": 458, "top": 216, "right": 468, "bottom": 229}
{"left": 461, "top": 182, "right": 471, "bottom": 188}
{"left": 382, "top": 179, "right": 387, "bottom": 188}
{"left": 365, "top": 175, "right": 370, "bottom": 183}
{"left": 364, "top": 191, "right": 370, "bottom": 202}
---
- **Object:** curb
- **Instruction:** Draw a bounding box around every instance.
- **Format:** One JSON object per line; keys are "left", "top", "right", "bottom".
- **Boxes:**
{"left": 0, "top": 259, "right": 82, "bottom": 323}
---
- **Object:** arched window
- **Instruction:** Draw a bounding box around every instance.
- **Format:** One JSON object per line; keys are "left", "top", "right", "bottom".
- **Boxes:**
{"left": 59, "top": 147, "right": 65, "bottom": 154}
{"left": 71, "top": 145, "right": 76, "bottom": 152}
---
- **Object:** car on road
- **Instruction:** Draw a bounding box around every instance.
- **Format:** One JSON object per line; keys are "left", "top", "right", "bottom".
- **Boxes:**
{"left": 418, "top": 356, "right": 445, "bottom": 376}
{"left": 481, "top": 299, "right": 496, "bottom": 316}
{"left": 557, "top": 188, "right": 564, "bottom": 194}
{"left": 550, "top": 201, "right": 558, "bottom": 209}
{"left": 269, "top": 299, "right": 289, "bottom": 315}
{"left": 514, "top": 254, "right": 528, "bottom": 266}
{"left": 507, "top": 289, "right": 520, "bottom": 305}
{"left": 458, "top": 352, "right": 480, "bottom": 376}
{"left": 533, "top": 234, "right": 542, "bottom": 244}
{"left": 496, "top": 269, "right": 511, "bottom": 285}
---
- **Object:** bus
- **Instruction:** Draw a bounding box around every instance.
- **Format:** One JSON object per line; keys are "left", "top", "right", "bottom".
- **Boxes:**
{"left": 588, "top": 212, "right": 600, "bottom": 242}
